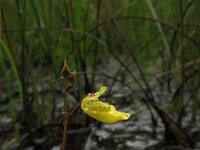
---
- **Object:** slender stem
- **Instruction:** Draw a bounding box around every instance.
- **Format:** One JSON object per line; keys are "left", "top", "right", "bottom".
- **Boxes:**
{"left": 60, "top": 58, "right": 76, "bottom": 150}
{"left": 61, "top": 79, "right": 69, "bottom": 150}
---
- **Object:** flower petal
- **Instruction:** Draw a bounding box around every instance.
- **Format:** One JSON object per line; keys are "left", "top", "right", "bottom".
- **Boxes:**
{"left": 82, "top": 86, "right": 107, "bottom": 101}
{"left": 95, "top": 86, "right": 107, "bottom": 97}
{"left": 81, "top": 86, "right": 131, "bottom": 124}
{"left": 84, "top": 106, "right": 131, "bottom": 123}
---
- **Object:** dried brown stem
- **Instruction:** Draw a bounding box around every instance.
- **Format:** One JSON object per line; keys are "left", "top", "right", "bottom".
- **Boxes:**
{"left": 60, "top": 59, "right": 76, "bottom": 150}
{"left": 61, "top": 81, "right": 69, "bottom": 150}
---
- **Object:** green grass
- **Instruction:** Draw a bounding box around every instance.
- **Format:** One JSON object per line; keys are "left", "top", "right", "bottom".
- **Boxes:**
{"left": 0, "top": 40, "right": 21, "bottom": 140}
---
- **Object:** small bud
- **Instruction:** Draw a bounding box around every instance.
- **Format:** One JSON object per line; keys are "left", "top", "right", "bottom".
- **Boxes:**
{"left": 60, "top": 58, "right": 76, "bottom": 85}
{"left": 60, "top": 59, "right": 71, "bottom": 77}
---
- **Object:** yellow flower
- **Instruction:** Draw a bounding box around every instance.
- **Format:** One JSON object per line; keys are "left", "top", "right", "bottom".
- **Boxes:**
{"left": 81, "top": 86, "right": 131, "bottom": 123}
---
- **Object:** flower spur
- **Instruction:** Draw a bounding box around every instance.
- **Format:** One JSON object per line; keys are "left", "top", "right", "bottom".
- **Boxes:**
{"left": 81, "top": 86, "right": 131, "bottom": 123}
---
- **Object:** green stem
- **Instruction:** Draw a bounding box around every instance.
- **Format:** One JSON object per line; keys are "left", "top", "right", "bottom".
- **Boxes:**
{"left": 146, "top": 0, "right": 170, "bottom": 55}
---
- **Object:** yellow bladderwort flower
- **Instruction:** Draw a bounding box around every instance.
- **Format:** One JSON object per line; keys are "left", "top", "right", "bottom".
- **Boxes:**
{"left": 81, "top": 86, "right": 131, "bottom": 123}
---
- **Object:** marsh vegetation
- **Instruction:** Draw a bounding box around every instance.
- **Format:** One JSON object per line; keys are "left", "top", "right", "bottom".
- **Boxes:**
{"left": 1, "top": 0, "right": 200, "bottom": 149}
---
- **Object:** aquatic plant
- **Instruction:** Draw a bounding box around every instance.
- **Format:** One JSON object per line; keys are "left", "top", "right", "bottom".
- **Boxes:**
{"left": 60, "top": 59, "right": 130, "bottom": 150}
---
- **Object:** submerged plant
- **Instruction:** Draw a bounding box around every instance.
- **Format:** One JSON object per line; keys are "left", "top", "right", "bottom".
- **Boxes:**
{"left": 81, "top": 86, "right": 131, "bottom": 123}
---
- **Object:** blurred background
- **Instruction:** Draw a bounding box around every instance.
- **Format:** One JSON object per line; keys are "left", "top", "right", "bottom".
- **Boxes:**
{"left": 1, "top": 0, "right": 200, "bottom": 149}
